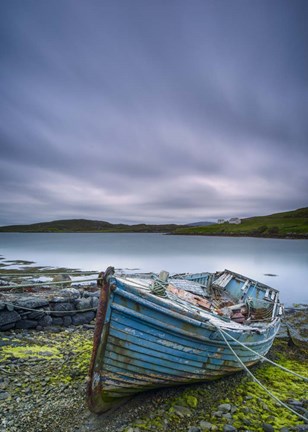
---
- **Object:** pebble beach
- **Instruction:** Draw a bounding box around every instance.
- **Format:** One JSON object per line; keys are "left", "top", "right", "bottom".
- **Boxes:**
{"left": 0, "top": 262, "right": 307, "bottom": 432}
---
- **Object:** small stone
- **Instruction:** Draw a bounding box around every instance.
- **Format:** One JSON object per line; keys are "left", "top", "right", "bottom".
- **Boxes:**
{"left": 287, "top": 399, "right": 303, "bottom": 407}
{"left": 213, "top": 410, "right": 223, "bottom": 417}
{"left": 84, "top": 290, "right": 99, "bottom": 298}
{"left": 199, "top": 421, "right": 213, "bottom": 431}
{"left": 243, "top": 418, "right": 252, "bottom": 426}
{"left": 230, "top": 405, "right": 237, "bottom": 414}
{"left": 0, "top": 391, "right": 10, "bottom": 400}
{"left": 222, "top": 413, "right": 232, "bottom": 420}
{"left": 223, "top": 426, "right": 237, "bottom": 432}
{"left": 186, "top": 395, "right": 198, "bottom": 408}
{"left": 91, "top": 297, "right": 99, "bottom": 308}
{"left": 173, "top": 405, "right": 193, "bottom": 417}
{"left": 188, "top": 427, "right": 201, "bottom": 432}
{"left": 280, "top": 428, "right": 290, "bottom": 432}
{"left": 262, "top": 424, "right": 274, "bottom": 432}
{"left": 218, "top": 403, "right": 232, "bottom": 413}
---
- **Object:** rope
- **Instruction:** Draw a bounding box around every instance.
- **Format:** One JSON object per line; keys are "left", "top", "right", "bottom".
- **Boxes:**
{"left": 217, "top": 327, "right": 308, "bottom": 422}
{"left": 0, "top": 300, "right": 97, "bottom": 314}
{"left": 0, "top": 277, "right": 101, "bottom": 290}
{"left": 151, "top": 277, "right": 168, "bottom": 297}
{"left": 219, "top": 328, "right": 308, "bottom": 381}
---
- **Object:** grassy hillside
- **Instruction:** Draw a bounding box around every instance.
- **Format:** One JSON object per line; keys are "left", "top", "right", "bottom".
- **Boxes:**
{"left": 0, "top": 219, "right": 182, "bottom": 233}
{"left": 170, "top": 208, "right": 308, "bottom": 238}
{"left": 1, "top": 208, "right": 307, "bottom": 238}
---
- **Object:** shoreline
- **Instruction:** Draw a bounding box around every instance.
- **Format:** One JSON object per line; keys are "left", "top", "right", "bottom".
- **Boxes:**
{"left": 1, "top": 230, "right": 308, "bottom": 240}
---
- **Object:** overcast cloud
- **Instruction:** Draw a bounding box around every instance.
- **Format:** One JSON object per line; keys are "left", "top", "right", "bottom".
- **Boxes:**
{"left": 0, "top": 0, "right": 307, "bottom": 225}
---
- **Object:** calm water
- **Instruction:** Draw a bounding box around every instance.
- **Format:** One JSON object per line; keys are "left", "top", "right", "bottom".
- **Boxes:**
{"left": 0, "top": 233, "right": 307, "bottom": 305}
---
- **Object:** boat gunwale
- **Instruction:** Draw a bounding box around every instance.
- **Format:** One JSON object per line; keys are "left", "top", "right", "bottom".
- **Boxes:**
{"left": 114, "top": 276, "right": 281, "bottom": 335}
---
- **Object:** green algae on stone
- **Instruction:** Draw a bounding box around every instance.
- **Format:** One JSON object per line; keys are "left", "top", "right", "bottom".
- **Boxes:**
{"left": 1, "top": 344, "right": 61, "bottom": 360}
{"left": 185, "top": 395, "right": 198, "bottom": 409}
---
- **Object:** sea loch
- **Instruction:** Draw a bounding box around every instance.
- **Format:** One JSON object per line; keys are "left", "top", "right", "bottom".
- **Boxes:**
{"left": 0, "top": 233, "right": 307, "bottom": 306}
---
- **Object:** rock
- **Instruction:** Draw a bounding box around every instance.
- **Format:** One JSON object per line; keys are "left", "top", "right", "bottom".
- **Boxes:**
{"left": 75, "top": 298, "right": 92, "bottom": 310}
{"left": 83, "top": 324, "right": 95, "bottom": 330}
{"left": 279, "top": 428, "right": 290, "bottom": 432}
{"left": 84, "top": 290, "right": 99, "bottom": 298}
{"left": 222, "top": 413, "right": 232, "bottom": 420}
{"left": 71, "top": 311, "right": 95, "bottom": 326}
{"left": 188, "top": 427, "right": 201, "bottom": 432}
{"left": 59, "top": 288, "right": 80, "bottom": 299}
{"left": 0, "top": 301, "right": 5, "bottom": 310}
{"left": 0, "top": 322, "right": 16, "bottom": 331}
{"left": 295, "top": 426, "right": 308, "bottom": 431}
{"left": 15, "top": 298, "right": 49, "bottom": 309}
{"left": 52, "top": 317, "right": 64, "bottom": 326}
{"left": 51, "top": 302, "right": 74, "bottom": 315}
{"left": 218, "top": 403, "right": 232, "bottom": 413}
{"left": 0, "top": 391, "right": 10, "bottom": 400}
{"left": 27, "top": 310, "right": 45, "bottom": 320}
{"left": 199, "top": 421, "right": 214, "bottom": 431}
{"left": 52, "top": 274, "right": 71, "bottom": 283}
{"left": 186, "top": 395, "right": 198, "bottom": 408}
{"left": 213, "top": 410, "right": 223, "bottom": 417}
{"left": 6, "top": 303, "right": 14, "bottom": 311}
{"left": 287, "top": 399, "right": 303, "bottom": 407}
{"left": 38, "top": 315, "right": 53, "bottom": 327}
{"left": 262, "top": 424, "right": 274, "bottom": 432}
{"left": 16, "top": 319, "right": 38, "bottom": 329}
{"left": 0, "top": 310, "right": 21, "bottom": 328}
{"left": 223, "top": 426, "right": 237, "bottom": 432}
{"left": 63, "top": 316, "right": 72, "bottom": 327}
{"left": 50, "top": 296, "right": 70, "bottom": 304}
{"left": 243, "top": 418, "right": 252, "bottom": 426}
{"left": 91, "top": 297, "right": 99, "bottom": 308}
{"left": 242, "top": 407, "right": 254, "bottom": 414}
{"left": 173, "top": 405, "right": 193, "bottom": 417}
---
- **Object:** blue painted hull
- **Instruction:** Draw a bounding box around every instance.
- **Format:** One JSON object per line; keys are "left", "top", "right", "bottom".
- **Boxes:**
{"left": 88, "top": 268, "right": 282, "bottom": 413}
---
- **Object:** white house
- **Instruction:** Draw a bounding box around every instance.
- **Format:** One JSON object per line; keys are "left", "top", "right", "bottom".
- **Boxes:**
{"left": 229, "top": 218, "right": 241, "bottom": 224}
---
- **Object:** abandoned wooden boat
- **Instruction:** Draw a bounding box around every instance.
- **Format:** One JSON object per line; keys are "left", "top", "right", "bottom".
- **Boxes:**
{"left": 87, "top": 266, "right": 283, "bottom": 413}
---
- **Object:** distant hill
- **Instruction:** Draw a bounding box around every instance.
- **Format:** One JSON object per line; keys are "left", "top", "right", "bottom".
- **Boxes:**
{"left": 170, "top": 208, "right": 308, "bottom": 239}
{"left": 185, "top": 221, "right": 216, "bottom": 227}
{"left": 0, "top": 218, "right": 183, "bottom": 233}
{"left": 1, "top": 208, "right": 307, "bottom": 238}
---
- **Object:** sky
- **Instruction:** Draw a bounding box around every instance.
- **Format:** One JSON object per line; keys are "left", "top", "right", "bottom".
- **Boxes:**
{"left": 0, "top": 0, "right": 308, "bottom": 226}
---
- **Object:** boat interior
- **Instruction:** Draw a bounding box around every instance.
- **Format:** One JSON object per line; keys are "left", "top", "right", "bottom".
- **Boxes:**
{"left": 121, "top": 269, "right": 283, "bottom": 326}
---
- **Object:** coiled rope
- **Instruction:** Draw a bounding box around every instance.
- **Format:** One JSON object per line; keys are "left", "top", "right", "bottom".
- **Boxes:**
{"left": 217, "top": 327, "right": 308, "bottom": 421}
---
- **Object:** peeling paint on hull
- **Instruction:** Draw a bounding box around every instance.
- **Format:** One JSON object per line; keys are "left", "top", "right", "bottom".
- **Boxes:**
{"left": 87, "top": 268, "right": 281, "bottom": 413}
